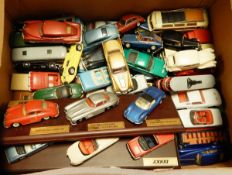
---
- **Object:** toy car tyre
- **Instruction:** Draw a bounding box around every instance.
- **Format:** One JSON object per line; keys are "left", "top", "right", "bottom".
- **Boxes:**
{"left": 43, "top": 116, "right": 50, "bottom": 120}
{"left": 76, "top": 44, "right": 82, "bottom": 51}
{"left": 68, "top": 67, "right": 75, "bottom": 75}
{"left": 125, "top": 43, "right": 131, "bottom": 48}
{"left": 12, "top": 122, "right": 20, "bottom": 127}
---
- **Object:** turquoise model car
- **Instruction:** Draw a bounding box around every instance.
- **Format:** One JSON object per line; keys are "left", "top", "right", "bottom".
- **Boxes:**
{"left": 124, "top": 48, "right": 167, "bottom": 78}
{"left": 33, "top": 83, "right": 83, "bottom": 100}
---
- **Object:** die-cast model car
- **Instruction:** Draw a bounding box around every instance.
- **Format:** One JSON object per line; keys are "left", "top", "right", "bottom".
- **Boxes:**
{"left": 165, "top": 48, "right": 216, "bottom": 72}
{"left": 122, "top": 30, "right": 163, "bottom": 53}
{"left": 124, "top": 48, "right": 167, "bottom": 78}
{"left": 4, "top": 100, "right": 59, "bottom": 128}
{"left": 67, "top": 138, "right": 119, "bottom": 165}
{"left": 78, "top": 66, "right": 111, "bottom": 92}
{"left": 179, "top": 144, "right": 224, "bottom": 165}
{"left": 64, "top": 90, "right": 119, "bottom": 125}
{"left": 129, "top": 74, "right": 149, "bottom": 94}
{"left": 178, "top": 108, "right": 223, "bottom": 128}
{"left": 23, "top": 20, "right": 82, "bottom": 44}
{"left": 171, "top": 88, "right": 222, "bottom": 109}
{"left": 124, "top": 86, "right": 166, "bottom": 124}
{"left": 83, "top": 24, "right": 119, "bottom": 52}
{"left": 116, "top": 14, "right": 145, "bottom": 33}
{"left": 127, "top": 134, "right": 174, "bottom": 159}
{"left": 103, "top": 39, "right": 134, "bottom": 94}
{"left": 4, "top": 143, "right": 49, "bottom": 163}
{"left": 11, "top": 72, "right": 61, "bottom": 91}
{"left": 12, "top": 46, "right": 67, "bottom": 62}
{"left": 33, "top": 83, "right": 83, "bottom": 100}
{"left": 61, "top": 44, "right": 83, "bottom": 83}
{"left": 147, "top": 8, "right": 208, "bottom": 31}
{"left": 185, "top": 29, "right": 212, "bottom": 44}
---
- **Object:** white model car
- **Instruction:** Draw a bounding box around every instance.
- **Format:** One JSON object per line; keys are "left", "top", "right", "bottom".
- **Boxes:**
{"left": 67, "top": 138, "right": 119, "bottom": 165}
{"left": 171, "top": 88, "right": 222, "bottom": 109}
{"left": 178, "top": 108, "right": 222, "bottom": 128}
{"left": 12, "top": 46, "right": 67, "bottom": 61}
{"left": 129, "top": 74, "right": 149, "bottom": 94}
{"left": 165, "top": 48, "right": 216, "bottom": 72}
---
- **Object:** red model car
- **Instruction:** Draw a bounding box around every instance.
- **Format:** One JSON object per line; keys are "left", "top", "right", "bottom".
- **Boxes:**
{"left": 185, "top": 29, "right": 212, "bottom": 44}
{"left": 126, "top": 134, "right": 174, "bottom": 159}
{"left": 4, "top": 100, "right": 59, "bottom": 128}
{"left": 116, "top": 14, "right": 145, "bottom": 33}
{"left": 23, "top": 20, "right": 82, "bottom": 44}
{"left": 190, "top": 110, "right": 214, "bottom": 125}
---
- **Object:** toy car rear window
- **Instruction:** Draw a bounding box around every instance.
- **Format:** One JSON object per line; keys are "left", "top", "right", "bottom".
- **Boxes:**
{"left": 162, "top": 11, "right": 185, "bottom": 23}
{"left": 128, "top": 51, "right": 138, "bottom": 63}
{"left": 138, "top": 135, "right": 158, "bottom": 151}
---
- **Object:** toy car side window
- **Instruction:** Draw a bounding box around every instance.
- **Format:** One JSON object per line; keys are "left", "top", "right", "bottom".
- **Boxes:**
{"left": 127, "top": 18, "right": 136, "bottom": 24}
{"left": 101, "top": 28, "right": 108, "bottom": 36}
{"left": 15, "top": 146, "right": 26, "bottom": 155}
{"left": 162, "top": 11, "right": 185, "bottom": 23}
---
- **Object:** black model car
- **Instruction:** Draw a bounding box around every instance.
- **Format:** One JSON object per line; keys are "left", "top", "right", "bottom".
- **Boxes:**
{"left": 161, "top": 30, "right": 200, "bottom": 50}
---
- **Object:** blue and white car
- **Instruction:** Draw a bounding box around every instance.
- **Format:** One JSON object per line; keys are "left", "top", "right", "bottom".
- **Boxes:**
{"left": 124, "top": 86, "right": 166, "bottom": 124}
{"left": 78, "top": 66, "right": 111, "bottom": 92}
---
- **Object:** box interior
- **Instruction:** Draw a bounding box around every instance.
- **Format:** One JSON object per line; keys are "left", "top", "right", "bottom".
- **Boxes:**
{"left": 0, "top": 0, "right": 232, "bottom": 150}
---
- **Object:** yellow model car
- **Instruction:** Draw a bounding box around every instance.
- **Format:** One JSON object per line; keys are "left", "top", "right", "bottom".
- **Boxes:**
{"left": 102, "top": 39, "right": 134, "bottom": 94}
{"left": 61, "top": 44, "right": 83, "bottom": 83}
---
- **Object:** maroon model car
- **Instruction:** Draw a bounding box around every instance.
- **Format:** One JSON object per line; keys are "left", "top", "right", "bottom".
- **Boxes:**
{"left": 23, "top": 20, "right": 82, "bottom": 44}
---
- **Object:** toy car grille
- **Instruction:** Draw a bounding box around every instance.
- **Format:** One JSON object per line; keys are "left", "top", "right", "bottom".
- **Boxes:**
{"left": 15, "top": 146, "right": 26, "bottom": 155}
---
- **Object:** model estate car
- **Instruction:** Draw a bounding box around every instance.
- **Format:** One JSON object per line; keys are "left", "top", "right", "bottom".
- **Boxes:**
{"left": 171, "top": 88, "right": 222, "bottom": 109}
{"left": 78, "top": 66, "right": 111, "bottom": 92}
{"left": 147, "top": 8, "right": 208, "bottom": 31}
{"left": 5, "top": 143, "right": 49, "bottom": 163}
{"left": 103, "top": 39, "right": 134, "bottom": 94}
{"left": 23, "top": 20, "right": 82, "bottom": 44}
{"left": 64, "top": 90, "right": 119, "bottom": 125}
{"left": 4, "top": 100, "right": 59, "bottom": 128}
{"left": 179, "top": 144, "right": 224, "bottom": 165}
{"left": 124, "top": 86, "right": 166, "bottom": 124}
{"left": 67, "top": 138, "right": 119, "bottom": 165}
{"left": 33, "top": 83, "right": 83, "bottom": 100}
{"left": 83, "top": 24, "right": 119, "bottom": 52}
{"left": 165, "top": 48, "right": 216, "bottom": 72}
{"left": 127, "top": 134, "right": 174, "bottom": 159}
{"left": 178, "top": 108, "right": 223, "bottom": 128}
{"left": 116, "top": 14, "right": 145, "bottom": 33}
{"left": 124, "top": 48, "right": 167, "bottom": 78}
{"left": 122, "top": 30, "right": 163, "bottom": 53}
{"left": 61, "top": 44, "right": 83, "bottom": 83}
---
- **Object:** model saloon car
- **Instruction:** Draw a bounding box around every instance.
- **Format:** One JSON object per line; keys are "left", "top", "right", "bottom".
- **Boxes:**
{"left": 171, "top": 88, "right": 222, "bottom": 109}
{"left": 179, "top": 144, "right": 224, "bottom": 165}
{"left": 124, "top": 86, "right": 166, "bottom": 124}
{"left": 23, "top": 20, "right": 82, "bottom": 44}
{"left": 116, "top": 14, "right": 145, "bottom": 33}
{"left": 127, "top": 134, "right": 174, "bottom": 159}
{"left": 67, "top": 138, "right": 119, "bottom": 165}
{"left": 64, "top": 90, "right": 119, "bottom": 125}
{"left": 4, "top": 100, "right": 59, "bottom": 128}
{"left": 178, "top": 108, "right": 222, "bottom": 128}
{"left": 124, "top": 48, "right": 167, "bottom": 78}
{"left": 33, "top": 83, "right": 83, "bottom": 100}
{"left": 103, "top": 39, "right": 134, "bottom": 94}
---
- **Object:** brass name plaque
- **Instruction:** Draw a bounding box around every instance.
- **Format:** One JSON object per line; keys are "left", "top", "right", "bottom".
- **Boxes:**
{"left": 30, "top": 125, "right": 70, "bottom": 135}
{"left": 146, "top": 118, "right": 182, "bottom": 127}
{"left": 143, "top": 157, "right": 179, "bottom": 167}
{"left": 88, "top": 121, "right": 125, "bottom": 131}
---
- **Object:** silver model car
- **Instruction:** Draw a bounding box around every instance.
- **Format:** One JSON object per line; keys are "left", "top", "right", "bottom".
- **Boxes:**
{"left": 64, "top": 90, "right": 119, "bottom": 125}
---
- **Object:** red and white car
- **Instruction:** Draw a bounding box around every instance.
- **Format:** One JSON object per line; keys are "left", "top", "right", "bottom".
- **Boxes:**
{"left": 185, "top": 29, "right": 212, "bottom": 44}
{"left": 23, "top": 20, "right": 82, "bottom": 44}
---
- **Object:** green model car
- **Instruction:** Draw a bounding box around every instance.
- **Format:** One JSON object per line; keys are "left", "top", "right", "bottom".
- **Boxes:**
{"left": 33, "top": 83, "right": 83, "bottom": 100}
{"left": 124, "top": 48, "right": 167, "bottom": 78}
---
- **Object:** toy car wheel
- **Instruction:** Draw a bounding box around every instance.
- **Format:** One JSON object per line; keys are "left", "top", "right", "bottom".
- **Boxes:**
{"left": 76, "top": 44, "right": 82, "bottom": 51}
{"left": 12, "top": 122, "right": 20, "bottom": 128}
{"left": 125, "top": 43, "right": 131, "bottom": 48}
{"left": 151, "top": 45, "right": 156, "bottom": 50}
{"left": 68, "top": 67, "right": 75, "bottom": 75}
{"left": 43, "top": 116, "right": 50, "bottom": 120}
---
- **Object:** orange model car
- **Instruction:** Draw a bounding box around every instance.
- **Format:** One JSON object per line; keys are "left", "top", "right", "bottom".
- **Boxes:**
{"left": 4, "top": 100, "right": 59, "bottom": 128}
{"left": 126, "top": 134, "right": 174, "bottom": 159}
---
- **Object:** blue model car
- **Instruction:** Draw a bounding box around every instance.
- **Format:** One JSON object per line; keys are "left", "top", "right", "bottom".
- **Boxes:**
{"left": 124, "top": 86, "right": 166, "bottom": 124}
{"left": 122, "top": 30, "right": 163, "bottom": 53}
{"left": 179, "top": 144, "right": 224, "bottom": 166}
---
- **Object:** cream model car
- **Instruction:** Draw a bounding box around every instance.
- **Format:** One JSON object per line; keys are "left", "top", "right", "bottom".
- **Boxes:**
{"left": 165, "top": 48, "right": 216, "bottom": 72}
{"left": 102, "top": 38, "right": 134, "bottom": 94}
{"left": 61, "top": 44, "right": 83, "bottom": 83}
{"left": 178, "top": 108, "right": 223, "bottom": 128}
{"left": 171, "top": 88, "right": 222, "bottom": 109}
{"left": 67, "top": 138, "right": 119, "bottom": 165}
{"left": 147, "top": 8, "right": 208, "bottom": 31}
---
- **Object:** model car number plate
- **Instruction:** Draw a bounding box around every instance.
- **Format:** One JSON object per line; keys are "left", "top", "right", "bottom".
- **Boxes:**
{"left": 88, "top": 121, "right": 125, "bottom": 131}
{"left": 143, "top": 157, "right": 179, "bottom": 167}
{"left": 146, "top": 118, "right": 182, "bottom": 126}
{"left": 29, "top": 125, "right": 70, "bottom": 135}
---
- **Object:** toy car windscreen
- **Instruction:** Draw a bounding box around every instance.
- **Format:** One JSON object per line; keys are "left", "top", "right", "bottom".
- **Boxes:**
{"left": 138, "top": 135, "right": 158, "bottom": 151}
